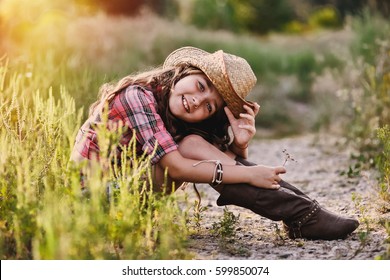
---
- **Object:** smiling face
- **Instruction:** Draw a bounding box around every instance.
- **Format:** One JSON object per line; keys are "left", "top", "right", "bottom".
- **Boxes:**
{"left": 168, "top": 73, "right": 225, "bottom": 123}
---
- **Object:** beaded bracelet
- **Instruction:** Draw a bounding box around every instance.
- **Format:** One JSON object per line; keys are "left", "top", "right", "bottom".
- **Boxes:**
{"left": 193, "top": 160, "right": 224, "bottom": 186}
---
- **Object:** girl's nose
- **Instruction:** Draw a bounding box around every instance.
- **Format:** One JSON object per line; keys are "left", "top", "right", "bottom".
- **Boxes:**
{"left": 192, "top": 95, "right": 206, "bottom": 108}
{"left": 192, "top": 96, "right": 200, "bottom": 108}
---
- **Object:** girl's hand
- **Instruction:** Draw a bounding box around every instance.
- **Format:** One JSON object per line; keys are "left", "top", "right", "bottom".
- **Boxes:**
{"left": 248, "top": 165, "right": 286, "bottom": 189}
{"left": 224, "top": 103, "right": 260, "bottom": 149}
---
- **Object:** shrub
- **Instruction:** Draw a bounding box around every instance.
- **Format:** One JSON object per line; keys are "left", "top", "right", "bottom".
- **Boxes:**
{"left": 350, "top": 10, "right": 390, "bottom": 65}
{"left": 377, "top": 126, "right": 390, "bottom": 206}
{"left": 308, "top": 6, "right": 342, "bottom": 29}
{"left": 343, "top": 38, "right": 390, "bottom": 159}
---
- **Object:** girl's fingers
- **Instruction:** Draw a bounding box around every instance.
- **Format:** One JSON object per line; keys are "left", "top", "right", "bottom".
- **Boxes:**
{"left": 226, "top": 104, "right": 259, "bottom": 121}
{"left": 273, "top": 166, "right": 286, "bottom": 183}
{"left": 253, "top": 103, "right": 260, "bottom": 115}
{"left": 274, "top": 166, "right": 287, "bottom": 175}
{"left": 224, "top": 106, "right": 236, "bottom": 123}
{"left": 239, "top": 113, "right": 255, "bottom": 122}
{"left": 238, "top": 124, "right": 256, "bottom": 133}
{"left": 243, "top": 105, "right": 255, "bottom": 116}
{"left": 244, "top": 103, "right": 260, "bottom": 115}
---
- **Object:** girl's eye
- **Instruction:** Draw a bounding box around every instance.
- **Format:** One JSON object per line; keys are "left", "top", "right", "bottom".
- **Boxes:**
{"left": 198, "top": 81, "right": 205, "bottom": 92}
{"left": 206, "top": 103, "right": 212, "bottom": 113}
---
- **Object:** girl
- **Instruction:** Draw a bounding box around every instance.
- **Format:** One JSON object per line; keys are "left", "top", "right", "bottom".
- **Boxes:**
{"left": 71, "top": 46, "right": 359, "bottom": 240}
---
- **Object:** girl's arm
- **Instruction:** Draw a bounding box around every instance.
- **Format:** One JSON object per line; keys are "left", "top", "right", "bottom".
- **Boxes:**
{"left": 229, "top": 142, "right": 248, "bottom": 159}
{"left": 159, "top": 150, "right": 285, "bottom": 189}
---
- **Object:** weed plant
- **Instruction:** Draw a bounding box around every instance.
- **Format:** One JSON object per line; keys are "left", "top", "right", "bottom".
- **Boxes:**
{"left": 341, "top": 35, "right": 390, "bottom": 167}
{"left": 350, "top": 10, "right": 390, "bottom": 65}
{"left": 378, "top": 125, "right": 390, "bottom": 260}
{"left": 377, "top": 126, "right": 390, "bottom": 210}
{"left": 211, "top": 207, "right": 239, "bottom": 241}
{"left": 342, "top": 25, "right": 390, "bottom": 258}
{"left": 211, "top": 207, "right": 249, "bottom": 257}
{"left": 0, "top": 62, "right": 190, "bottom": 259}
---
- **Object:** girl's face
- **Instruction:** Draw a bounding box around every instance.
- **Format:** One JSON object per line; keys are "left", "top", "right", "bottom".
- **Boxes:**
{"left": 169, "top": 74, "right": 224, "bottom": 123}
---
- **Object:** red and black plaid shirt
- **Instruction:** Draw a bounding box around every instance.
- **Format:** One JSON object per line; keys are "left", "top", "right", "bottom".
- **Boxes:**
{"left": 72, "top": 85, "right": 178, "bottom": 165}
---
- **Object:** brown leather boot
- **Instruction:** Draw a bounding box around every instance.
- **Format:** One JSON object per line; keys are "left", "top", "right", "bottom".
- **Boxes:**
{"left": 279, "top": 180, "right": 359, "bottom": 240}
{"left": 215, "top": 157, "right": 359, "bottom": 240}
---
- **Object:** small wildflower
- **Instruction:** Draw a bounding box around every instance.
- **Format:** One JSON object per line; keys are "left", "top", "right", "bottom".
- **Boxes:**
{"left": 282, "top": 149, "right": 297, "bottom": 166}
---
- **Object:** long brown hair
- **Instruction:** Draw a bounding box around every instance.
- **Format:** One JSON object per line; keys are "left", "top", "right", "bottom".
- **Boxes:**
{"left": 90, "top": 64, "right": 231, "bottom": 151}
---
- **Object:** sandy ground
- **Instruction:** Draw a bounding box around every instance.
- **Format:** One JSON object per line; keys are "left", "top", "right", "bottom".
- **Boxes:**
{"left": 175, "top": 133, "right": 389, "bottom": 260}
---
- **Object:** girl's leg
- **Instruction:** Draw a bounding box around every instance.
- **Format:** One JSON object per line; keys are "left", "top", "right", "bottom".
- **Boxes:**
{"left": 175, "top": 135, "right": 359, "bottom": 240}
{"left": 153, "top": 134, "right": 235, "bottom": 193}
{"left": 217, "top": 157, "right": 359, "bottom": 240}
{"left": 153, "top": 134, "right": 358, "bottom": 240}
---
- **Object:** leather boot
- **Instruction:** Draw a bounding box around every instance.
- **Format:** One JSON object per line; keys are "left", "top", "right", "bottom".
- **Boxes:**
{"left": 215, "top": 157, "right": 359, "bottom": 240}
{"left": 280, "top": 180, "right": 359, "bottom": 240}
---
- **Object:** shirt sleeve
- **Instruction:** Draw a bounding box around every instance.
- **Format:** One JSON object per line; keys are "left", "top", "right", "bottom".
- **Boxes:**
{"left": 111, "top": 86, "right": 178, "bottom": 165}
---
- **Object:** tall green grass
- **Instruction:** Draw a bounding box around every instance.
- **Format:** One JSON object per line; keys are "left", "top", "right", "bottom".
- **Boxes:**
{"left": 342, "top": 37, "right": 390, "bottom": 158}
{"left": 350, "top": 10, "right": 390, "bottom": 65}
{"left": 376, "top": 126, "right": 390, "bottom": 260}
{"left": 340, "top": 17, "right": 390, "bottom": 259}
{"left": 0, "top": 61, "right": 190, "bottom": 259}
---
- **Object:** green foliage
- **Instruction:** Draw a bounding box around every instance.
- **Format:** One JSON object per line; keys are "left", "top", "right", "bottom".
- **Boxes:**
{"left": 188, "top": 184, "right": 208, "bottom": 232}
{"left": 350, "top": 192, "right": 372, "bottom": 259}
{"left": 377, "top": 126, "right": 390, "bottom": 207}
{"left": 308, "top": 6, "right": 342, "bottom": 29}
{"left": 0, "top": 62, "right": 190, "bottom": 259}
{"left": 189, "top": 0, "right": 238, "bottom": 32}
{"left": 244, "top": 0, "right": 295, "bottom": 34}
{"left": 283, "top": 20, "right": 306, "bottom": 34}
{"left": 211, "top": 207, "right": 250, "bottom": 256}
{"left": 343, "top": 36, "right": 390, "bottom": 160}
{"left": 350, "top": 10, "right": 390, "bottom": 64}
{"left": 375, "top": 220, "right": 390, "bottom": 260}
{"left": 339, "top": 40, "right": 390, "bottom": 261}
{"left": 180, "top": 0, "right": 295, "bottom": 34}
{"left": 212, "top": 207, "right": 239, "bottom": 240}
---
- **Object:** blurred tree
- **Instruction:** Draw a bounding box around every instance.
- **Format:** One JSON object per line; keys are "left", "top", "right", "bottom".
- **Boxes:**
{"left": 308, "top": 6, "right": 341, "bottom": 29}
{"left": 72, "top": 0, "right": 389, "bottom": 35}
{"left": 186, "top": 0, "right": 295, "bottom": 34}
{"left": 146, "top": 0, "right": 179, "bottom": 19}
{"left": 180, "top": 0, "right": 255, "bottom": 33}
{"left": 315, "top": 0, "right": 366, "bottom": 19}
{"left": 365, "top": 0, "right": 390, "bottom": 17}
{"left": 190, "top": 0, "right": 237, "bottom": 31}
{"left": 95, "top": 0, "right": 144, "bottom": 15}
{"left": 75, "top": 0, "right": 180, "bottom": 18}
{"left": 244, "top": 0, "right": 296, "bottom": 34}
{"left": 305, "top": 0, "right": 390, "bottom": 18}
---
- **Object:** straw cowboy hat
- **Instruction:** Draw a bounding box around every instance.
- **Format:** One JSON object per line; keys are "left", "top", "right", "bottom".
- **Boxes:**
{"left": 163, "top": 46, "right": 257, "bottom": 118}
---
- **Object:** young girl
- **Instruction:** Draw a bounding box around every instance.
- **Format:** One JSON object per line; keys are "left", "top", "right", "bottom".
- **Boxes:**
{"left": 71, "top": 46, "right": 359, "bottom": 240}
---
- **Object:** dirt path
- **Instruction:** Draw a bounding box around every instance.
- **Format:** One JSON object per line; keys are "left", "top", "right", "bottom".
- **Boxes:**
{"left": 175, "top": 133, "right": 389, "bottom": 260}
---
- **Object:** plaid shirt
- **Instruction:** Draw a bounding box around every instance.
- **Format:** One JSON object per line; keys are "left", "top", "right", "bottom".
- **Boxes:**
{"left": 73, "top": 85, "right": 178, "bottom": 165}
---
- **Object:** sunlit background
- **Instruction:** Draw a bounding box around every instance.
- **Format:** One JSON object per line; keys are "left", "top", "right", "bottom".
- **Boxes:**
{"left": 0, "top": 0, "right": 388, "bottom": 135}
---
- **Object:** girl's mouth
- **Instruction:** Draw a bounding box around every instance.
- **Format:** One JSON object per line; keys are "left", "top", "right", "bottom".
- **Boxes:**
{"left": 182, "top": 95, "right": 190, "bottom": 113}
